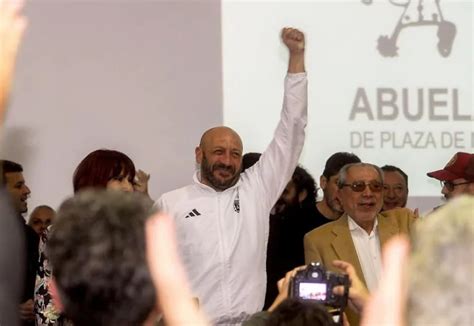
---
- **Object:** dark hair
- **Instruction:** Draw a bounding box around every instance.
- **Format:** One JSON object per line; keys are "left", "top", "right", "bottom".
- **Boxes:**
{"left": 266, "top": 298, "right": 336, "bottom": 326}
{"left": 0, "top": 160, "right": 23, "bottom": 185}
{"left": 73, "top": 149, "right": 136, "bottom": 193}
{"left": 47, "top": 190, "right": 156, "bottom": 326}
{"left": 292, "top": 165, "right": 318, "bottom": 210}
{"left": 381, "top": 164, "right": 408, "bottom": 186}
{"left": 322, "top": 152, "right": 361, "bottom": 179}
{"left": 242, "top": 152, "right": 262, "bottom": 172}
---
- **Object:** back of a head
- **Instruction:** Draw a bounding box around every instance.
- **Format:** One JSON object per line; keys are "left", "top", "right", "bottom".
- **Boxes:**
{"left": 242, "top": 152, "right": 262, "bottom": 172}
{"left": 292, "top": 165, "right": 318, "bottom": 209}
{"left": 322, "top": 152, "right": 361, "bottom": 178}
{"left": 72, "top": 149, "right": 136, "bottom": 193}
{"left": 407, "top": 196, "right": 474, "bottom": 325}
{"left": 47, "top": 190, "right": 156, "bottom": 326}
{"left": 267, "top": 298, "right": 335, "bottom": 326}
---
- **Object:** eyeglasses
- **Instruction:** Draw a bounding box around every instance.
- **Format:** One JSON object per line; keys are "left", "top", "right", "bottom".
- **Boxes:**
{"left": 341, "top": 181, "right": 383, "bottom": 193}
{"left": 441, "top": 180, "right": 473, "bottom": 192}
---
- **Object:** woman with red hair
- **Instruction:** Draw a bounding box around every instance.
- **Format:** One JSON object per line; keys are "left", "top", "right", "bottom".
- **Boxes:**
{"left": 72, "top": 149, "right": 145, "bottom": 194}
{"left": 35, "top": 149, "right": 151, "bottom": 325}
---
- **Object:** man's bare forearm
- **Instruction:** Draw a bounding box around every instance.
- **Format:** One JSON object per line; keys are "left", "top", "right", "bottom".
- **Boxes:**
{"left": 288, "top": 52, "right": 305, "bottom": 73}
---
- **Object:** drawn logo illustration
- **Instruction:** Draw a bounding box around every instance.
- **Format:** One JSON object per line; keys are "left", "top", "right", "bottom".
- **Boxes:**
{"left": 362, "top": 0, "right": 456, "bottom": 57}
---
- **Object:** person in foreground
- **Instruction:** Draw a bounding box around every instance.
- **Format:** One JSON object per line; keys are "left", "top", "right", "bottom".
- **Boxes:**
{"left": 361, "top": 196, "right": 474, "bottom": 326}
{"left": 47, "top": 190, "right": 207, "bottom": 326}
{"left": 156, "top": 27, "right": 307, "bottom": 323}
{"left": 35, "top": 148, "right": 151, "bottom": 325}
{"left": 0, "top": 0, "right": 29, "bottom": 321}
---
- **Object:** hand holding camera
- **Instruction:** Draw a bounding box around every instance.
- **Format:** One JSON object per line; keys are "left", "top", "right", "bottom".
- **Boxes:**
{"left": 289, "top": 262, "right": 350, "bottom": 309}
{"left": 332, "top": 260, "right": 370, "bottom": 315}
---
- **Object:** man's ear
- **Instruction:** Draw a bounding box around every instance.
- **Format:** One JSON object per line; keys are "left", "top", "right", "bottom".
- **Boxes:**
{"left": 298, "top": 189, "right": 308, "bottom": 204}
{"left": 195, "top": 146, "right": 203, "bottom": 165}
{"left": 48, "top": 278, "right": 64, "bottom": 312}
{"left": 320, "top": 175, "right": 327, "bottom": 190}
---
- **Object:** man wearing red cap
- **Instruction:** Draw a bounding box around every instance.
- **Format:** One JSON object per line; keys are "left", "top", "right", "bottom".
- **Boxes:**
{"left": 427, "top": 152, "right": 474, "bottom": 200}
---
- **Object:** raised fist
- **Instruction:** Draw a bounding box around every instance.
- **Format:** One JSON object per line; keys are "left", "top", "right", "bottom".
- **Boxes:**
{"left": 281, "top": 27, "right": 305, "bottom": 54}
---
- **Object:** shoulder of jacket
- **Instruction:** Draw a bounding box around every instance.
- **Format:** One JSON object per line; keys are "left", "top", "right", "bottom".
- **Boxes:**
{"left": 305, "top": 220, "right": 339, "bottom": 239}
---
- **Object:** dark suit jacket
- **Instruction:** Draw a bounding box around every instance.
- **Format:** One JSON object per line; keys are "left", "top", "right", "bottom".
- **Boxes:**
{"left": 303, "top": 208, "right": 415, "bottom": 325}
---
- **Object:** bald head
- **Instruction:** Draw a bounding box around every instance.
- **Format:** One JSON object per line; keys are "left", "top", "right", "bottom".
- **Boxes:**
{"left": 28, "top": 205, "right": 56, "bottom": 235}
{"left": 199, "top": 127, "right": 243, "bottom": 151}
{"left": 196, "top": 126, "right": 243, "bottom": 191}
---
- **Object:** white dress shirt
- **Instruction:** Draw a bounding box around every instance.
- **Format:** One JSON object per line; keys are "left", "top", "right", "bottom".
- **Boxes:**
{"left": 348, "top": 216, "right": 382, "bottom": 292}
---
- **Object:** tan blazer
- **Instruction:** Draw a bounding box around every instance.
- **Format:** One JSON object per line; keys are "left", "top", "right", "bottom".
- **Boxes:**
{"left": 303, "top": 208, "right": 415, "bottom": 325}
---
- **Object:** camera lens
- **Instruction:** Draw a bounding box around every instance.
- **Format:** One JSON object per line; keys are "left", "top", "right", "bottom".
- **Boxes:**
{"left": 311, "top": 272, "right": 319, "bottom": 278}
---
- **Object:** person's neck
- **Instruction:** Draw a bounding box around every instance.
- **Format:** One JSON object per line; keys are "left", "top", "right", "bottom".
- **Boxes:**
{"left": 316, "top": 201, "right": 341, "bottom": 220}
{"left": 361, "top": 221, "right": 375, "bottom": 235}
{"left": 351, "top": 218, "right": 376, "bottom": 235}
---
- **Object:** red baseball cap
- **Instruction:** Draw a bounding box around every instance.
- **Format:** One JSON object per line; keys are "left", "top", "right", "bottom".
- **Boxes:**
{"left": 427, "top": 152, "right": 474, "bottom": 181}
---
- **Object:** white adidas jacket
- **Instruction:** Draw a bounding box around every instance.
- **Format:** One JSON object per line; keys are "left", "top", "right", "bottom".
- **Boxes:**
{"left": 156, "top": 73, "right": 307, "bottom": 324}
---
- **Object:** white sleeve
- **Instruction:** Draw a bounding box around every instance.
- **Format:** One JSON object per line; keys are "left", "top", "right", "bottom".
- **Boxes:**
{"left": 244, "top": 72, "right": 308, "bottom": 210}
{"left": 154, "top": 195, "right": 166, "bottom": 212}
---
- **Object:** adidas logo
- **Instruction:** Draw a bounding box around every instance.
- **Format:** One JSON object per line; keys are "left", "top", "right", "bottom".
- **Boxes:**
{"left": 185, "top": 209, "right": 201, "bottom": 219}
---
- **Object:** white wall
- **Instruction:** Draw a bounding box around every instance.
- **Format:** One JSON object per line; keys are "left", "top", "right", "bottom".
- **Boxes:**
{"left": 222, "top": 0, "right": 473, "bottom": 213}
{"left": 3, "top": 0, "right": 223, "bottom": 214}
{"left": 3, "top": 0, "right": 472, "bottom": 217}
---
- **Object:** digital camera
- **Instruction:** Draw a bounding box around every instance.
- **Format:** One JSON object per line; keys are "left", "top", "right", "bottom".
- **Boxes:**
{"left": 289, "top": 262, "right": 349, "bottom": 308}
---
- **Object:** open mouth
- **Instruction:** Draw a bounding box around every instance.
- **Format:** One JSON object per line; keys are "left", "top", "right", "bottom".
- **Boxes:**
{"left": 216, "top": 169, "right": 232, "bottom": 178}
{"left": 359, "top": 202, "right": 376, "bottom": 209}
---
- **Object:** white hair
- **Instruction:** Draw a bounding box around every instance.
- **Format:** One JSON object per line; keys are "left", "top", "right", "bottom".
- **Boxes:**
{"left": 407, "top": 196, "right": 474, "bottom": 325}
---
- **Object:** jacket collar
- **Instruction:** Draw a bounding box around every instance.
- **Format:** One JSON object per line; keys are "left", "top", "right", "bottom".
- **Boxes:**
{"left": 330, "top": 215, "right": 367, "bottom": 286}
{"left": 329, "top": 213, "right": 398, "bottom": 288}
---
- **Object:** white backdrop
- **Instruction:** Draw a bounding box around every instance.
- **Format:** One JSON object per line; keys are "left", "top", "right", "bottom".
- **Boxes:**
{"left": 3, "top": 0, "right": 223, "bottom": 216}
{"left": 2, "top": 0, "right": 472, "bottom": 217}
{"left": 222, "top": 0, "right": 473, "bottom": 212}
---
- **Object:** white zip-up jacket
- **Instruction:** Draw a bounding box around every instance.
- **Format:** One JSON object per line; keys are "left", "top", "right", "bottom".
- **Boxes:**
{"left": 156, "top": 73, "right": 307, "bottom": 324}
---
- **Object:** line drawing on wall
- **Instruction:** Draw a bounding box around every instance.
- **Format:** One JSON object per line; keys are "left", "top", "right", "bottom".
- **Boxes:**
{"left": 362, "top": 0, "right": 456, "bottom": 57}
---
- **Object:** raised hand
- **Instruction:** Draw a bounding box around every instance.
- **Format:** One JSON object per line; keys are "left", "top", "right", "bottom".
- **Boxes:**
{"left": 413, "top": 208, "right": 419, "bottom": 218}
{"left": 281, "top": 27, "right": 305, "bottom": 54}
{"left": 281, "top": 27, "right": 305, "bottom": 73}
{"left": 361, "top": 235, "right": 409, "bottom": 326}
{"left": 332, "top": 260, "right": 370, "bottom": 315}
{"left": 0, "top": 0, "right": 27, "bottom": 120}
{"left": 134, "top": 169, "right": 150, "bottom": 195}
{"left": 19, "top": 299, "right": 34, "bottom": 321}
{"left": 145, "top": 213, "right": 208, "bottom": 326}
{"left": 268, "top": 265, "right": 306, "bottom": 312}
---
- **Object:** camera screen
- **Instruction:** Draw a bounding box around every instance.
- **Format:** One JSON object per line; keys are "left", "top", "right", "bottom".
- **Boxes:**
{"left": 298, "top": 282, "right": 327, "bottom": 300}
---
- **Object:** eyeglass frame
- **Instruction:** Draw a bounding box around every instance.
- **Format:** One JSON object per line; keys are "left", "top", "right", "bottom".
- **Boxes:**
{"left": 340, "top": 180, "right": 384, "bottom": 193}
{"left": 441, "top": 180, "right": 473, "bottom": 192}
